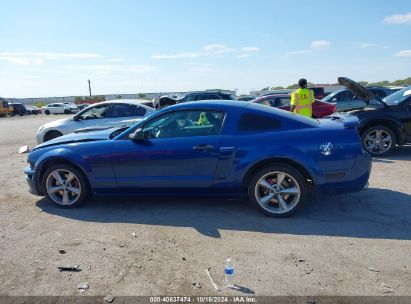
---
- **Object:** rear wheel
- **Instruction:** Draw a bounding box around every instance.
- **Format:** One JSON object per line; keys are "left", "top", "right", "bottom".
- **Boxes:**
{"left": 42, "top": 164, "right": 89, "bottom": 208}
{"left": 248, "top": 164, "right": 307, "bottom": 217}
{"left": 43, "top": 130, "right": 63, "bottom": 142}
{"left": 361, "top": 125, "right": 396, "bottom": 156}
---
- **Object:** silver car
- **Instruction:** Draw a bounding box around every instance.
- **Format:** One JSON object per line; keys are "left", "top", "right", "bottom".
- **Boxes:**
{"left": 36, "top": 99, "right": 155, "bottom": 143}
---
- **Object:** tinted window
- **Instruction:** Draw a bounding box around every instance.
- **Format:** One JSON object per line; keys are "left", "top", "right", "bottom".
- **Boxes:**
{"left": 143, "top": 110, "right": 225, "bottom": 139}
{"left": 219, "top": 94, "right": 234, "bottom": 100}
{"left": 109, "top": 103, "right": 146, "bottom": 118}
{"left": 370, "top": 89, "right": 387, "bottom": 99}
{"left": 238, "top": 113, "right": 281, "bottom": 132}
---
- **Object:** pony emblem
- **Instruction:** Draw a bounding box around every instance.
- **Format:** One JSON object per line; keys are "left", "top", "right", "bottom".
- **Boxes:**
{"left": 320, "top": 142, "right": 334, "bottom": 156}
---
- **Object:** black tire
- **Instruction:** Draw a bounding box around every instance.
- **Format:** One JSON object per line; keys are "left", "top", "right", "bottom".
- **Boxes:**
{"left": 43, "top": 130, "right": 63, "bottom": 142}
{"left": 41, "top": 164, "right": 89, "bottom": 208}
{"left": 64, "top": 109, "right": 70, "bottom": 114}
{"left": 248, "top": 163, "right": 307, "bottom": 218}
{"left": 361, "top": 125, "right": 397, "bottom": 157}
{"left": 45, "top": 110, "right": 50, "bottom": 115}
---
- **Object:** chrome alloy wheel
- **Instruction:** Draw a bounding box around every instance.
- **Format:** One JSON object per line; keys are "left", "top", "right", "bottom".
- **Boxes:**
{"left": 46, "top": 169, "right": 82, "bottom": 206}
{"left": 255, "top": 171, "right": 301, "bottom": 214}
{"left": 364, "top": 129, "right": 392, "bottom": 155}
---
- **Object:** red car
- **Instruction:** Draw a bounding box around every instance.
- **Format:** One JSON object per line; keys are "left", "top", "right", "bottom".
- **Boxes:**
{"left": 252, "top": 94, "right": 336, "bottom": 118}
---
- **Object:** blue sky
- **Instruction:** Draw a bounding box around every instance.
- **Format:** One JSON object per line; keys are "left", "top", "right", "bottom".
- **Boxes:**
{"left": 1, "top": 0, "right": 410, "bottom": 97}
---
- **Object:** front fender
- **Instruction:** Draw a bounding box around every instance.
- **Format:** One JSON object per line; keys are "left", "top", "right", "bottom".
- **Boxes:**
{"left": 33, "top": 147, "right": 92, "bottom": 191}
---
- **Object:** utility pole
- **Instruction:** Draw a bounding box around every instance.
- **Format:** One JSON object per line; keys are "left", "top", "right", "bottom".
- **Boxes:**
{"left": 88, "top": 79, "right": 92, "bottom": 97}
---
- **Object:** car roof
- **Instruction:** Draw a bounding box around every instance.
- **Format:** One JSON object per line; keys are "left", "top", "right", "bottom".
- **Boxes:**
{"left": 84, "top": 99, "right": 154, "bottom": 111}
{"left": 255, "top": 94, "right": 290, "bottom": 100}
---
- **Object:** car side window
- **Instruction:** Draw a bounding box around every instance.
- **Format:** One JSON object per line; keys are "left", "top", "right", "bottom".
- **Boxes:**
{"left": 78, "top": 104, "right": 110, "bottom": 120}
{"left": 257, "top": 98, "right": 275, "bottom": 107}
{"left": 238, "top": 113, "right": 281, "bottom": 132}
{"left": 142, "top": 110, "right": 225, "bottom": 139}
{"left": 371, "top": 89, "right": 387, "bottom": 99}
{"left": 276, "top": 97, "right": 291, "bottom": 107}
{"left": 109, "top": 103, "right": 146, "bottom": 118}
{"left": 334, "top": 91, "right": 351, "bottom": 101}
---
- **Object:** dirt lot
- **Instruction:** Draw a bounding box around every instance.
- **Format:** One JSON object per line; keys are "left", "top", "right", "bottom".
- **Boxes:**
{"left": 0, "top": 114, "right": 410, "bottom": 297}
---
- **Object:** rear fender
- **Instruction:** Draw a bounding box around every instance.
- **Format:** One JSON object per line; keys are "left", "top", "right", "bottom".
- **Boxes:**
{"left": 239, "top": 145, "right": 320, "bottom": 184}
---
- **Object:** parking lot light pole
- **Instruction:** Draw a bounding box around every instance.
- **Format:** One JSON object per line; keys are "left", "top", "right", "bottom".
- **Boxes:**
{"left": 88, "top": 79, "right": 92, "bottom": 97}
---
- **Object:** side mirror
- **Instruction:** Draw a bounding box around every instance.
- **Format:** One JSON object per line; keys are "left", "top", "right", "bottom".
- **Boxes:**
{"left": 129, "top": 128, "right": 145, "bottom": 141}
{"left": 332, "top": 98, "right": 338, "bottom": 103}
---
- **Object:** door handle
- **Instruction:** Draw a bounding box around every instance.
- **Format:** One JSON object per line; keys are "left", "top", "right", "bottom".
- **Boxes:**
{"left": 193, "top": 144, "right": 215, "bottom": 151}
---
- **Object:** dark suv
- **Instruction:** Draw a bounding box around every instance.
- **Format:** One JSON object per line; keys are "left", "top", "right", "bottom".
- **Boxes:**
{"left": 155, "top": 92, "right": 234, "bottom": 109}
{"left": 9, "top": 103, "right": 28, "bottom": 116}
{"left": 338, "top": 77, "right": 411, "bottom": 156}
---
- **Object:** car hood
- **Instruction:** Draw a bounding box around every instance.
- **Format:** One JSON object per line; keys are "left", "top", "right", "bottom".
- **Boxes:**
{"left": 33, "top": 128, "right": 115, "bottom": 150}
{"left": 338, "top": 77, "right": 388, "bottom": 107}
{"left": 41, "top": 117, "right": 72, "bottom": 128}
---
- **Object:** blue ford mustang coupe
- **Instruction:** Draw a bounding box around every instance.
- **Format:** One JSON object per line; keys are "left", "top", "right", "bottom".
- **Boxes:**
{"left": 24, "top": 101, "right": 371, "bottom": 217}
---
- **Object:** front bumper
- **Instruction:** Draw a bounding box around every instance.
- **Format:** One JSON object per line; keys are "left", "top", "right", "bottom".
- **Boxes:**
{"left": 24, "top": 165, "right": 40, "bottom": 196}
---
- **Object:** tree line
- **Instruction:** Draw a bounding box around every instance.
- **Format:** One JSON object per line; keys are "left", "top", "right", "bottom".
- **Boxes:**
{"left": 261, "top": 76, "right": 411, "bottom": 91}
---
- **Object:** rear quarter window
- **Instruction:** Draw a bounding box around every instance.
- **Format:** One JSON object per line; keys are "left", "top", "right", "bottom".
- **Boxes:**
{"left": 238, "top": 113, "right": 281, "bottom": 132}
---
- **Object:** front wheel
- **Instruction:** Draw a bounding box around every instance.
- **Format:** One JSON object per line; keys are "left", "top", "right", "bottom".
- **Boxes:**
{"left": 248, "top": 164, "right": 307, "bottom": 217}
{"left": 45, "top": 110, "right": 50, "bottom": 115}
{"left": 42, "top": 164, "right": 89, "bottom": 208}
{"left": 361, "top": 125, "right": 396, "bottom": 156}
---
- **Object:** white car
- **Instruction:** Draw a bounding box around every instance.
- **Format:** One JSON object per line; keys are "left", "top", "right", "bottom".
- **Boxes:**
{"left": 36, "top": 99, "right": 155, "bottom": 143}
{"left": 42, "top": 102, "right": 79, "bottom": 115}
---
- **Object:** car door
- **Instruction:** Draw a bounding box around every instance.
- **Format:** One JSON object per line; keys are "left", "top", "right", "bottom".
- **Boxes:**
{"left": 111, "top": 109, "right": 225, "bottom": 194}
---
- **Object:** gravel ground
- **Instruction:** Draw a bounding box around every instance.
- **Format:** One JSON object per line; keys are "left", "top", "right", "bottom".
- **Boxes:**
{"left": 0, "top": 114, "right": 410, "bottom": 296}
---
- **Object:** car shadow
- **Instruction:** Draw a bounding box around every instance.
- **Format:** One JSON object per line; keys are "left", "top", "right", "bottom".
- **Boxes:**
{"left": 373, "top": 145, "right": 411, "bottom": 162}
{"left": 36, "top": 187, "right": 411, "bottom": 240}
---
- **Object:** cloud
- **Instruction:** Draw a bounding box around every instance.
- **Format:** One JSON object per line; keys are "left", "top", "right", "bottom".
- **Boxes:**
{"left": 285, "top": 50, "right": 312, "bottom": 56}
{"left": 383, "top": 12, "right": 411, "bottom": 24}
{"left": 0, "top": 56, "right": 44, "bottom": 65}
{"left": 359, "top": 43, "right": 377, "bottom": 48}
{"left": 236, "top": 54, "right": 250, "bottom": 58}
{"left": 107, "top": 58, "right": 125, "bottom": 62}
{"left": 394, "top": 50, "right": 411, "bottom": 57}
{"left": 203, "top": 44, "right": 234, "bottom": 54}
{"left": 151, "top": 52, "right": 202, "bottom": 59}
{"left": 0, "top": 52, "right": 103, "bottom": 65}
{"left": 65, "top": 64, "right": 156, "bottom": 74}
{"left": 241, "top": 47, "right": 260, "bottom": 52}
{"left": 151, "top": 44, "right": 257, "bottom": 60}
{"left": 310, "top": 40, "right": 331, "bottom": 49}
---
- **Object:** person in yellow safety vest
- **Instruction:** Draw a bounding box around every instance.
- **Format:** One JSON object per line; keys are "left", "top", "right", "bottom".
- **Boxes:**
{"left": 290, "top": 78, "right": 314, "bottom": 118}
{"left": 197, "top": 112, "right": 210, "bottom": 126}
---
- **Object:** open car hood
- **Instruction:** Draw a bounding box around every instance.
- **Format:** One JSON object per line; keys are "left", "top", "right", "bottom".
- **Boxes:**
{"left": 337, "top": 77, "right": 388, "bottom": 107}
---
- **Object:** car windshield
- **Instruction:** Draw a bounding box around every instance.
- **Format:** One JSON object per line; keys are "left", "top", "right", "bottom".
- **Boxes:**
{"left": 383, "top": 86, "right": 411, "bottom": 105}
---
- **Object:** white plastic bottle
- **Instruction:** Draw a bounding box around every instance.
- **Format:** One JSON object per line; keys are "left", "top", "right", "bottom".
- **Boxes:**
{"left": 224, "top": 258, "right": 235, "bottom": 288}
